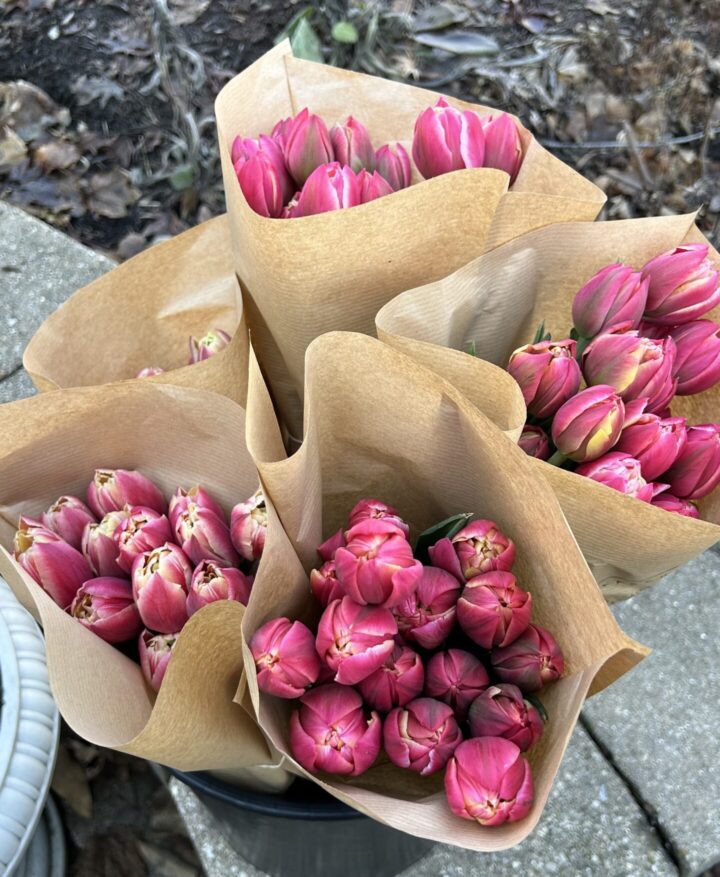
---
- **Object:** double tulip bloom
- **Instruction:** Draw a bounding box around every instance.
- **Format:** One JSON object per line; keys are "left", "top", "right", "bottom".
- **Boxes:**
{"left": 250, "top": 617, "right": 321, "bottom": 699}
{"left": 507, "top": 339, "right": 581, "bottom": 419}
{"left": 41, "top": 495, "right": 95, "bottom": 550}
{"left": 393, "top": 566, "right": 460, "bottom": 649}
{"left": 575, "top": 452, "right": 654, "bottom": 503}
{"left": 518, "top": 425, "right": 551, "bottom": 461}
{"left": 115, "top": 507, "right": 173, "bottom": 574}
{"left": 615, "top": 412, "right": 686, "bottom": 482}
{"left": 87, "top": 468, "right": 166, "bottom": 518}
{"left": 71, "top": 577, "right": 142, "bottom": 644}
{"left": 551, "top": 385, "right": 625, "bottom": 463}
{"left": 456, "top": 571, "right": 532, "bottom": 650}
{"left": 670, "top": 320, "right": 720, "bottom": 396}
{"left": 424, "top": 648, "right": 490, "bottom": 720}
{"left": 491, "top": 624, "right": 565, "bottom": 692}
{"left": 664, "top": 424, "right": 720, "bottom": 500}
{"left": 139, "top": 629, "right": 178, "bottom": 692}
{"left": 430, "top": 519, "right": 516, "bottom": 581}
{"left": 468, "top": 684, "right": 544, "bottom": 752}
{"left": 230, "top": 489, "right": 268, "bottom": 563}
{"left": 187, "top": 561, "right": 253, "bottom": 616}
{"left": 571, "top": 264, "right": 649, "bottom": 339}
{"left": 642, "top": 243, "right": 720, "bottom": 326}
{"left": 188, "top": 329, "right": 232, "bottom": 364}
{"left": 357, "top": 644, "right": 425, "bottom": 713}
{"left": 131, "top": 542, "right": 191, "bottom": 634}
{"left": 383, "top": 697, "right": 463, "bottom": 776}
{"left": 82, "top": 509, "right": 130, "bottom": 578}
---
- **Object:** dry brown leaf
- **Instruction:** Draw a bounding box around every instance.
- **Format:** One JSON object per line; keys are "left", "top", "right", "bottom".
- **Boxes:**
{"left": 34, "top": 139, "right": 81, "bottom": 171}
{"left": 85, "top": 169, "right": 139, "bottom": 218}
{"left": 52, "top": 742, "right": 93, "bottom": 818}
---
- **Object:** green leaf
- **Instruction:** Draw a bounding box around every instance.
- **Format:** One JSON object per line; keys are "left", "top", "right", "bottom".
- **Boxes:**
{"left": 466, "top": 339, "right": 476, "bottom": 357}
{"left": 169, "top": 164, "right": 196, "bottom": 191}
{"left": 532, "top": 321, "right": 546, "bottom": 344}
{"left": 414, "top": 512, "right": 473, "bottom": 564}
{"left": 331, "top": 21, "right": 359, "bottom": 44}
{"left": 525, "top": 693, "right": 548, "bottom": 723}
{"left": 569, "top": 327, "right": 579, "bottom": 341}
{"left": 291, "top": 17, "right": 324, "bottom": 62}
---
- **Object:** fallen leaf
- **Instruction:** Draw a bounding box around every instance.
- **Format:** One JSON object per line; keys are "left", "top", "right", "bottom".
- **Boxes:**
{"left": 71, "top": 75, "right": 125, "bottom": 109}
{"left": 290, "top": 17, "right": 324, "bottom": 63}
{"left": 0, "top": 127, "right": 27, "bottom": 167}
{"left": 52, "top": 743, "right": 93, "bottom": 818}
{"left": 585, "top": 0, "right": 619, "bottom": 15}
{"left": 0, "top": 80, "right": 70, "bottom": 141}
{"left": 34, "top": 139, "right": 81, "bottom": 170}
{"left": 168, "top": 0, "right": 210, "bottom": 26}
{"left": 413, "top": 3, "right": 469, "bottom": 32}
{"left": 414, "top": 30, "right": 500, "bottom": 56}
{"left": 85, "top": 169, "right": 138, "bottom": 218}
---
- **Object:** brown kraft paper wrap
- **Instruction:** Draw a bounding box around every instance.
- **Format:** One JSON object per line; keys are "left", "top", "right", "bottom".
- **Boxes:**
{"left": 23, "top": 216, "right": 250, "bottom": 407}
{"left": 0, "top": 381, "right": 271, "bottom": 770}
{"left": 215, "top": 42, "right": 606, "bottom": 436}
{"left": 240, "top": 331, "right": 647, "bottom": 850}
{"left": 376, "top": 213, "right": 720, "bottom": 602}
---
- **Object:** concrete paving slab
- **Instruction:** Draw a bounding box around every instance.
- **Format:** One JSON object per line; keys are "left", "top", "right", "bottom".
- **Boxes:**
{"left": 0, "top": 367, "right": 36, "bottom": 403}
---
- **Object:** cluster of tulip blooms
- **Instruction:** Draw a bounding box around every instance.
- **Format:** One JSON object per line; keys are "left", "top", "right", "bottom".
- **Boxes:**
{"left": 232, "top": 99, "right": 523, "bottom": 218}
{"left": 12, "top": 469, "right": 267, "bottom": 690}
{"left": 508, "top": 243, "right": 720, "bottom": 516}
{"left": 250, "top": 499, "right": 564, "bottom": 827}
{"left": 135, "top": 327, "right": 232, "bottom": 379}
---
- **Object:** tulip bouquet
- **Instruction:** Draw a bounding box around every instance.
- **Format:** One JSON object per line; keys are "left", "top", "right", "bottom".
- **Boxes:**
{"left": 136, "top": 327, "right": 232, "bottom": 379}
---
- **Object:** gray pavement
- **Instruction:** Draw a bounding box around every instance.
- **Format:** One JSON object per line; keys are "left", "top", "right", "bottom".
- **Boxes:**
{"left": 1, "top": 200, "right": 718, "bottom": 877}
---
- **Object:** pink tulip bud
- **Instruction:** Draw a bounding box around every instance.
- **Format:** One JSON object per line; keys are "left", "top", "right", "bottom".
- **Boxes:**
{"left": 82, "top": 510, "right": 129, "bottom": 577}
{"left": 87, "top": 469, "right": 166, "bottom": 518}
{"left": 270, "top": 116, "right": 294, "bottom": 149}
{"left": 289, "top": 684, "right": 381, "bottom": 776}
{"left": 615, "top": 414, "right": 687, "bottom": 481}
{"left": 347, "top": 498, "right": 410, "bottom": 537}
{"left": 358, "top": 168, "right": 394, "bottom": 204}
{"left": 575, "top": 451, "right": 654, "bottom": 502}
{"left": 468, "top": 684, "right": 544, "bottom": 752}
{"left": 173, "top": 502, "right": 239, "bottom": 568}
{"left": 309, "top": 560, "right": 345, "bottom": 607}
{"left": 317, "top": 527, "right": 346, "bottom": 562}
{"left": 425, "top": 649, "right": 490, "bottom": 720}
{"left": 283, "top": 108, "right": 335, "bottom": 187}
{"left": 132, "top": 542, "right": 191, "bottom": 633}
{"left": 374, "top": 143, "right": 411, "bottom": 191}
{"left": 169, "top": 485, "right": 226, "bottom": 530}
{"left": 663, "top": 424, "right": 720, "bottom": 499}
{"left": 507, "top": 339, "right": 581, "bottom": 419}
{"left": 412, "top": 98, "right": 485, "bottom": 179}
{"left": 572, "top": 264, "right": 649, "bottom": 339}
{"left": 187, "top": 560, "right": 253, "bottom": 615}
{"left": 429, "top": 519, "right": 515, "bottom": 583}
{"left": 232, "top": 134, "right": 292, "bottom": 200}
{"left": 457, "top": 571, "right": 532, "bottom": 649}
{"left": 293, "top": 162, "right": 363, "bottom": 217}
{"left": 188, "top": 328, "right": 232, "bottom": 364}
{"left": 41, "top": 495, "right": 96, "bottom": 550}
{"left": 669, "top": 320, "right": 720, "bottom": 395}
{"left": 315, "top": 597, "right": 397, "bottom": 685}
{"left": 230, "top": 488, "right": 267, "bottom": 562}
{"left": 491, "top": 623, "right": 565, "bottom": 692}
{"left": 139, "top": 629, "right": 178, "bottom": 692}
{"left": 334, "top": 518, "right": 422, "bottom": 608}
{"left": 479, "top": 113, "right": 523, "bottom": 182}
{"left": 582, "top": 331, "right": 676, "bottom": 413}
{"left": 136, "top": 366, "right": 164, "bottom": 378}
{"left": 518, "top": 425, "right": 551, "bottom": 460}
{"left": 651, "top": 493, "right": 700, "bottom": 517}
{"left": 114, "top": 507, "right": 172, "bottom": 574}
{"left": 383, "top": 697, "right": 463, "bottom": 776}
{"left": 329, "top": 117, "right": 375, "bottom": 173}
{"left": 71, "top": 576, "right": 142, "bottom": 644}
{"left": 393, "top": 566, "right": 460, "bottom": 649}
{"left": 250, "top": 617, "right": 321, "bottom": 698}
{"left": 642, "top": 243, "right": 720, "bottom": 326}
{"left": 551, "top": 385, "right": 625, "bottom": 463}
{"left": 357, "top": 644, "right": 425, "bottom": 712}
{"left": 235, "top": 150, "right": 291, "bottom": 219}
{"left": 445, "top": 737, "right": 533, "bottom": 826}
{"left": 14, "top": 518, "right": 92, "bottom": 609}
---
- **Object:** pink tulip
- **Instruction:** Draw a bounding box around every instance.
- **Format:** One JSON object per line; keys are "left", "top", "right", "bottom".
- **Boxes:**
{"left": 615, "top": 414, "right": 686, "bottom": 481}
{"left": 71, "top": 577, "right": 142, "bottom": 644}
{"left": 572, "top": 264, "right": 649, "bottom": 339}
{"left": 518, "top": 425, "right": 551, "bottom": 460}
{"left": 412, "top": 98, "right": 485, "bottom": 179}
{"left": 383, "top": 697, "right": 463, "bottom": 776}
{"left": 329, "top": 116, "right": 375, "bottom": 173}
{"left": 270, "top": 116, "right": 294, "bottom": 149}
{"left": 315, "top": 597, "right": 397, "bottom": 685}
{"left": 357, "top": 643, "right": 425, "bottom": 712}
{"left": 551, "top": 385, "right": 625, "bottom": 463}
{"left": 507, "top": 339, "right": 582, "bottom": 419}
{"left": 132, "top": 542, "right": 191, "bottom": 633}
{"left": 14, "top": 518, "right": 92, "bottom": 609}
{"left": 582, "top": 332, "right": 676, "bottom": 413}
{"left": 445, "top": 737, "right": 534, "bottom": 826}
{"left": 232, "top": 134, "right": 292, "bottom": 199}
{"left": 374, "top": 143, "right": 411, "bottom": 191}
{"left": 136, "top": 366, "right": 164, "bottom": 378}
{"left": 479, "top": 112, "right": 523, "bottom": 182}
{"left": 82, "top": 510, "right": 129, "bottom": 577}
{"left": 429, "top": 519, "right": 515, "bottom": 583}
{"left": 457, "top": 571, "right": 532, "bottom": 649}
{"left": 317, "top": 527, "right": 347, "bottom": 562}
{"left": 235, "top": 147, "right": 293, "bottom": 219}
{"left": 188, "top": 328, "right": 232, "bottom": 364}
{"left": 187, "top": 560, "right": 253, "bottom": 615}
{"left": 309, "top": 560, "right": 345, "bottom": 607}
{"left": 392, "top": 566, "right": 460, "bottom": 649}
{"left": 173, "top": 503, "right": 239, "bottom": 568}
{"left": 230, "top": 488, "right": 267, "bottom": 562}
{"left": 575, "top": 451, "right": 654, "bottom": 502}
{"left": 87, "top": 469, "right": 166, "bottom": 518}
{"left": 115, "top": 507, "right": 173, "bottom": 573}
{"left": 651, "top": 493, "right": 700, "bottom": 517}
{"left": 334, "top": 518, "right": 422, "bottom": 608}
{"left": 491, "top": 623, "right": 565, "bottom": 692}
{"left": 250, "top": 617, "right": 320, "bottom": 698}
{"left": 169, "top": 485, "right": 226, "bottom": 531}
{"left": 283, "top": 108, "right": 335, "bottom": 187}
{"left": 347, "top": 498, "right": 410, "bottom": 537}
{"left": 289, "top": 684, "right": 381, "bottom": 776}
{"left": 468, "top": 684, "right": 544, "bottom": 752}
{"left": 642, "top": 243, "right": 720, "bottom": 326}
{"left": 358, "top": 168, "right": 394, "bottom": 204}
{"left": 669, "top": 320, "right": 720, "bottom": 395}
{"left": 663, "top": 424, "right": 720, "bottom": 499}
{"left": 41, "top": 495, "right": 96, "bottom": 550}
{"left": 139, "top": 629, "right": 178, "bottom": 692}
{"left": 293, "top": 162, "right": 363, "bottom": 217}
{"left": 425, "top": 649, "right": 490, "bottom": 720}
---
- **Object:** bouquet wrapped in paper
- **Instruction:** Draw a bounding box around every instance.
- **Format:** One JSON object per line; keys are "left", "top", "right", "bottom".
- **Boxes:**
{"left": 376, "top": 214, "right": 720, "bottom": 601}
{"left": 215, "top": 42, "right": 606, "bottom": 436}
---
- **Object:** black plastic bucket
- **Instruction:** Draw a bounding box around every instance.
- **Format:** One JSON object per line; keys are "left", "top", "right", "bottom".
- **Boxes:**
{"left": 171, "top": 769, "right": 435, "bottom": 877}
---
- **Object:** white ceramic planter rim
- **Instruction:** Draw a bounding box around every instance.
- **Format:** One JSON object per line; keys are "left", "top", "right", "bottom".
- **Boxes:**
{"left": 0, "top": 576, "right": 60, "bottom": 876}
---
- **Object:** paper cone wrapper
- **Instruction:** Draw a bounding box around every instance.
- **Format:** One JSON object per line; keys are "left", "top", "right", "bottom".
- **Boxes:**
{"left": 376, "top": 213, "right": 720, "bottom": 601}
{"left": 23, "top": 216, "right": 250, "bottom": 407}
{"left": 239, "top": 331, "right": 646, "bottom": 850}
{"left": 0, "top": 381, "right": 272, "bottom": 770}
{"left": 215, "top": 42, "right": 605, "bottom": 436}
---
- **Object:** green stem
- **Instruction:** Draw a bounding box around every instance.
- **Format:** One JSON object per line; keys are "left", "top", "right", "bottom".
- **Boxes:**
{"left": 575, "top": 335, "right": 592, "bottom": 362}
{"left": 547, "top": 450, "right": 568, "bottom": 467}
